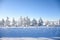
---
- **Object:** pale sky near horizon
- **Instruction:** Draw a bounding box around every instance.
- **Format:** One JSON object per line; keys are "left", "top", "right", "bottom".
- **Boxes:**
{"left": 0, "top": 0, "right": 60, "bottom": 21}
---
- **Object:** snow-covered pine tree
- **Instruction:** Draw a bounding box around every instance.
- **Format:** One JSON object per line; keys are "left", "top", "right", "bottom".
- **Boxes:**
{"left": 1, "top": 18, "right": 5, "bottom": 26}
{"left": 38, "top": 17, "right": 43, "bottom": 26}
{"left": 12, "top": 18, "right": 16, "bottom": 26}
{"left": 31, "top": 18, "right": 37, "bottom": 26}
{"left": 25, "top": 16, "right": 30, "bottom": 26}
{"left": 22, "top": 17, "right": 25, "bottom": 26}
{"left": 58, "top": 19, "right": 60, "bottom": 26}
{"left": 5, "top": 17, "right": 10, "bottom": 27}
{"left": 18, "top": 16, "right": 23, "bottom": 26}
{"left": 0, "top": 18, "right": 5, "bottom": 27}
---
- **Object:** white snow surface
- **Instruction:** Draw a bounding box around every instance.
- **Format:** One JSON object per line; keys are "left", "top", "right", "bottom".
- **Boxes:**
{"left": 0, "top": 37, "right": 55, "bottom": 40}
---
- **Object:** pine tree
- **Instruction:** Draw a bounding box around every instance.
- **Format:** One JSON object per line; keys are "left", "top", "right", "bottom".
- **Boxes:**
{"left": 38, "top": 17, "right": 43, "bottom": 26}
{"left": 58, "top": 19, "right": 60, "bottom": 25}
{"left": 5, "top": 17, "right": 10, "bottom": 27}
{"left": 31, "top": 18, "right": 37, "bottom": 26}
{"left": 18, "top": 16, "right": 23, "bottom": 26}
{"left": 0, "top": 19, "right": 5, "bottom": 27}
{"left": 12, "top": 18, "right": 16, "bottom": 26}
{"left": 25, "top": 16, "right": 30, "bottom": 26}
{"left": 1, "top": 18, "right": 5, "bottom": 26}
{"left": 23, "top": 17, "right": 26, "bottom": 26}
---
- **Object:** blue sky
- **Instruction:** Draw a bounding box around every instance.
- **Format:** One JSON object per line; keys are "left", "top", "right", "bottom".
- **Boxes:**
{"left": 0, "top": 0, "right": 60, "bottom": 20}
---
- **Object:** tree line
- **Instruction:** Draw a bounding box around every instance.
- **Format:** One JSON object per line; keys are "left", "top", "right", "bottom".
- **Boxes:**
{"left": 0, "top": 16, "right": 43, "bottom": 27}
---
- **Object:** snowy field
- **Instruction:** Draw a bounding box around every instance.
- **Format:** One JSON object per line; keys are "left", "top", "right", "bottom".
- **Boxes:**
{"left": 0, "top": 26, "right": 59, "bottom": 28}
{"left": 0, "top": 26, "right": 60, "bottom": 40}
{"left": 0, "top": 37, "right": 60, "bottom": 40}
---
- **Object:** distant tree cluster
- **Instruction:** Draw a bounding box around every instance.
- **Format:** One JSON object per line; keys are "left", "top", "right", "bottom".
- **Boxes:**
{"left": 0, "top": 16, "right": 43, "bottom": 27}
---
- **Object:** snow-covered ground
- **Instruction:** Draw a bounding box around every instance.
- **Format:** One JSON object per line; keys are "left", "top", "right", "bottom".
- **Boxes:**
{"left": 0, "top": 27, "right": 60, "bottom": 40}
{"left": 0, "top": 37, "right": 55, "bottom": 40}
{"left": 0, "top": 26, "right": 59, "bottom": 28}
